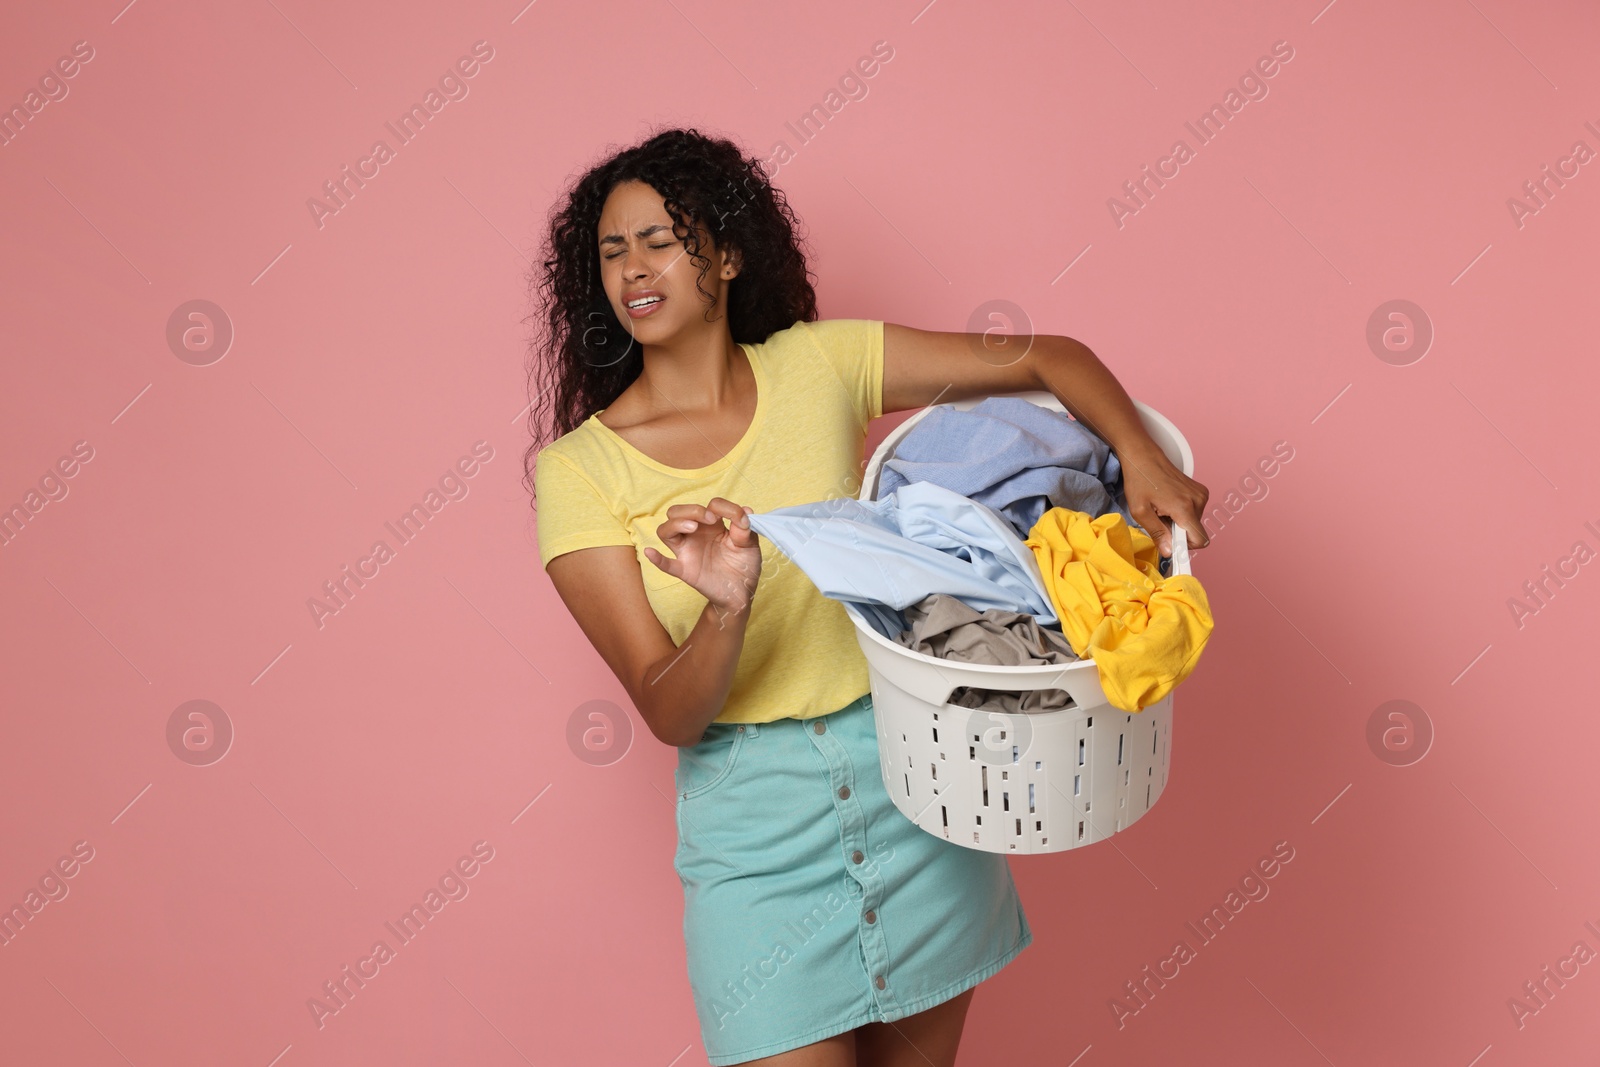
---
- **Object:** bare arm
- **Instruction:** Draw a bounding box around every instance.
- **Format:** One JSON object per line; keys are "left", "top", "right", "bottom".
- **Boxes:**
{"left": 544, "top": 498, "right": 760, "bottom": 747}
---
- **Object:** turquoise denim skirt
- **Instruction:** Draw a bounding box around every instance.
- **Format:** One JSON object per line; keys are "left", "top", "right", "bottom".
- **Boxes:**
{"left": 674, "top": 690, "right": 1033, "bottom": 1065}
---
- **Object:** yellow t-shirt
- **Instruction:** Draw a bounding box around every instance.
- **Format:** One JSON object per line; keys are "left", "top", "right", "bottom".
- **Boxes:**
{"left": 534, "top": 318, "right": 884, "bottom": 724}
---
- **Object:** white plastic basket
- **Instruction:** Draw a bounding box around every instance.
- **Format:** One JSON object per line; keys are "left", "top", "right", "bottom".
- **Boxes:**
{"left": 853, "top": 391, "right": 1194, "bottom": 855}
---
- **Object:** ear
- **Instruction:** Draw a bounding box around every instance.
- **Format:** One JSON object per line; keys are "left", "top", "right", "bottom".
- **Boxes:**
{"left": 719, "top": 245, "right": 743, "bottom": 280}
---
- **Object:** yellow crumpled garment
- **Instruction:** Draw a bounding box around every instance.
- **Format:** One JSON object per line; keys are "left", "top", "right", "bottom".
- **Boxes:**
{"left": 1023, "top": 508, "right": 1214, "bottom": 712}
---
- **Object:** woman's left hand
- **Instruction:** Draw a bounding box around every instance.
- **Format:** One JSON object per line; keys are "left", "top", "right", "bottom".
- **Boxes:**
{"left": 1117, "top": 443, "right": 1210, "bottom": 557}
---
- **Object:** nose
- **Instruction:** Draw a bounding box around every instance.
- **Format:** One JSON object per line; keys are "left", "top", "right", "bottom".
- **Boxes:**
{"left": 620, "top": 246, "right": 651, "bottom": 281}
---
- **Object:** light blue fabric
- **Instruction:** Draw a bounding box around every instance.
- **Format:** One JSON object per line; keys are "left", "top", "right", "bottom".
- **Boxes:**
{"left": 874, "top": 396, "right": 1134, "bottom": 534}
{"left": 746, "top": 480, "right": 1057, "bottom": 640}
{"left": 675, "top": 692, "right": 1032, "bottom": 1064}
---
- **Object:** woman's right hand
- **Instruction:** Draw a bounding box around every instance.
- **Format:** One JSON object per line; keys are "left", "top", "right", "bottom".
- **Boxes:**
{"left": 645, "top": 498, "right": 763, "bottom": 616}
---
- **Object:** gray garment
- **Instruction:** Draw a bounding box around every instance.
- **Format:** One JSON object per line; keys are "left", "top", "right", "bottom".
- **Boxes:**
{"left": 893, "top": 593, "right": 1079, "bottom": 715}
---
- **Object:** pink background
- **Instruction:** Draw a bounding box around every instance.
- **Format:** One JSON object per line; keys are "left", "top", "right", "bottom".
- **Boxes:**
{"left": 3, "top": 1, "right": 1597, "bottom": 1063}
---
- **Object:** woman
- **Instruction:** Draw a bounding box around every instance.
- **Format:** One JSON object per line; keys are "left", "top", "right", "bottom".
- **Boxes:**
{"left": 524, "top": 127, "right": 1209, "bottom": 1067}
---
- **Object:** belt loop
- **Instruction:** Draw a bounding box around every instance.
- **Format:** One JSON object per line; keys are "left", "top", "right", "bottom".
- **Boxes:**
{"left": 745, "top": 722, "right": 760, "bottom": 738}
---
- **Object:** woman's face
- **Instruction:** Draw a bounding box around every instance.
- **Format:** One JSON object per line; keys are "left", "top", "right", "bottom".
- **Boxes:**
{"left": 596, "top": 179, "right": 738, "bottom": 345}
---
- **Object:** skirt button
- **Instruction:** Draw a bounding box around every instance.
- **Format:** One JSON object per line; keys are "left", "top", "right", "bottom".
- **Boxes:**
{"left": 874, "top": 976, "right": 886, "bottom": 990}
{"left": 838, "top": 785, "right": 851, "bottom": 799}
{"left": 865, "top": 910, "right": 876, "bottom": 924}
{"left": 852, "top": 850, "right": 864, "bottom": 864}
{"left": 813, "top": 720, "right": 826, "bottom": 734}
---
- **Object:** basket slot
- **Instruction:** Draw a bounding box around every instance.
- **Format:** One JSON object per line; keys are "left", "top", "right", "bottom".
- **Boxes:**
{"left": 854, "top": 461, "right": 1188, "bottom": 857}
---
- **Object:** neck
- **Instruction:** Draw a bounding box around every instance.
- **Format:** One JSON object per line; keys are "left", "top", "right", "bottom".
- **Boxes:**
{"left": 634, "top": 325, "right": 744, "bottom": 413}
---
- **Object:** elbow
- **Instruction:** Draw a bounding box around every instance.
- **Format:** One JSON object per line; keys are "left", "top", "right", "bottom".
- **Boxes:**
{"left": 1047, "top": 334, "right": 1091, "bottom": 362}
{"left": 651, "top": 713, "right": 709, "bottom": 750}
{"left": 652, "top": 723, "right": 694, "bottom": 749}
{"left": 1019, "top": 335, "right": 1085, "bottom": 390}
{"left": 633, "top": 695, "right": 697, "bottom": 749}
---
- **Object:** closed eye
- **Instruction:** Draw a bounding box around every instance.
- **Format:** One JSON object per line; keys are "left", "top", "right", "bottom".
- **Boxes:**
{"left": 603, "top": 242, "right": 677, "bottom": 260}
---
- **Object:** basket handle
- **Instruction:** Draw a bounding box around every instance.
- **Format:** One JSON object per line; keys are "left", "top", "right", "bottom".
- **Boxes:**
{"left": 1169, "top": 520, "right": 1191, "bottom": 577}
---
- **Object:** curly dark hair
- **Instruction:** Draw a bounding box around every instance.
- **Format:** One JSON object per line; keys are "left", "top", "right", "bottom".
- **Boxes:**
{"left": 521, "top": 126, "right": 818, "bottom": 503}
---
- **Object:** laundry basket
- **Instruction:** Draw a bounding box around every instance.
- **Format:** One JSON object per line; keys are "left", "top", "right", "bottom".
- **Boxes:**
{"left": 853, "top": 391, "right": 1195, "bottom": 855}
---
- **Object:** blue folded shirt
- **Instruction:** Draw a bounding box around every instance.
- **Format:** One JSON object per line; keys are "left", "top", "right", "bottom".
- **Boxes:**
{"left": 874, "top": 396, "right": 1133, "bottom": 535}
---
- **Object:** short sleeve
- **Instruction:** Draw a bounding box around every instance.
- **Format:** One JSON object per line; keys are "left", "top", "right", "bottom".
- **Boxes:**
{"left": 796, "top": 318, "right": 884, "bottom": 430}
{"left": 533, "top": 451, "right": 633, "bottom": 571}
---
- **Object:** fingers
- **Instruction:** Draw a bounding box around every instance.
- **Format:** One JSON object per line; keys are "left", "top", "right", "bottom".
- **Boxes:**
{"left": 1176, "top": 506, "right": 1210, "bottom": 551}
{"left": 642, "top": 545, "right": 678, "bottom": 579}
{"left": 704, "top": 497, "right": 749, "bottom": 526}
{"left": 723, "top": 501, "right": 757, "bottom": 548}
{"left": 1165, "top": 482, "right": 1209, "bottom": 551}
{"left": 691, "top": 498, "right": 754, "bottom": 539}
{"left": 655, "top": 515, "right": 705, "bottom": 545}
{"left": 1133, "top": 502, "right": 1172, "bottom": 558}
{"left": 662, "top": 498, "right": 749, "bottom": 527}
{"left": 658, "top": 499, "right": 758, "bottom": 549}
{"left": 663, "top": 502, "right": 720, "bottom": 526}
{"left": 1143, "top": 499, "right": 1209, "bottom": 556}
{"left": 658, "top": 501, "right": 732, "bottom": 544}
{"left": 1186, "top": 489, "right": 1211, "bottom": 550}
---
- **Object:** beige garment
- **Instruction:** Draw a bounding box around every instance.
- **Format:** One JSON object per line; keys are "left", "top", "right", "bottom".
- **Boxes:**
{"left": 893, "top": 593, "right": 1078, "bottom": 714}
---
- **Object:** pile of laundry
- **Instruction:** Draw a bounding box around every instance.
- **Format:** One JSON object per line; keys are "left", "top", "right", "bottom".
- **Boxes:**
{"left": 746, "top": 397, "right": 1214, "bottom": 714}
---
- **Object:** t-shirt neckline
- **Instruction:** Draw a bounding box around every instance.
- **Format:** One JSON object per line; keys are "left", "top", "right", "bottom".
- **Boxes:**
{"left": 586, "top": 342, "right": 767, "bottom": 477}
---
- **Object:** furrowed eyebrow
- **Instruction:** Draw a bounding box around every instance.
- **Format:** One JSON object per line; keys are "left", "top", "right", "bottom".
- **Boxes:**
{"left": 598, "top": 223, "right": 675, "bottom": 247}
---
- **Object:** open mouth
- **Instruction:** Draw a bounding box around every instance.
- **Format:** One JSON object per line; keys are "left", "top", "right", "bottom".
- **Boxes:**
{"left": 624, "top": 294, "right": 665, "bottom": 318}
